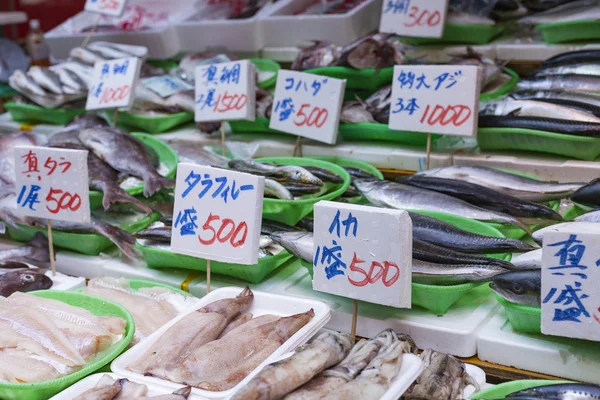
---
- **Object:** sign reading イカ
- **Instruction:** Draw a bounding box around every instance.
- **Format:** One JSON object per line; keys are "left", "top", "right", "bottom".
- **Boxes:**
{"left": 270, "top": 70, "right": 346, "bottom": 145}
{"left": 541, "top": 229, "right": 600, "bottom": 341}
{"left": 86, "top": 57, "right": 141, "bottom": 111}
{"left": 170, "top": 164, "right": 265, "bottom": 265}
{"left": 14, "top": 146, "right": 90, "bottom": 223}
{"left": 389, "top": 65, "right": 480, "bottom": 137}
{"left": 379, "top": 0, "right": 449, "bottom": 38}
{"left": 312, "top": 201, "right": 412, "bottom": 308}
{"left": 195, "top": 60, "right": 256, "bottom": 122}
{"left": 85, "top": 0, "right": 129, "bottom": 17}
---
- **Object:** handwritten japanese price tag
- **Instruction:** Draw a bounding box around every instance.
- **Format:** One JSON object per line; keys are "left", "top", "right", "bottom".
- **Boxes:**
{"left": 86, "top": 57, "right": 141, "bottom": 111}
{"left": 541, "top": 228, "right": 600, "bottom": 341}
{"left": 195, "top": 60, "right": 256, "bottom": 122}
{"left": 85, "top": 0, "right": 128, "bottom": 17}
{"left": 14, "top": 146, "right": 90, "bottom": 223}
{"left": 170, "top": 164, "right": 265, "bottom": 265}
{"left": 269, "top": 70, "right": 346, "bottom": 145}
{"left": 389, "top": 65, "right": 480, "bottom": 137}
{"left": 379, "top": 0, "right": 449, "bottom": 38}
{"left": 312, "top": 201, "right": 412, "bottom": 307}
{"left": 142, "top": 75, "right": 193, "bottom": 98}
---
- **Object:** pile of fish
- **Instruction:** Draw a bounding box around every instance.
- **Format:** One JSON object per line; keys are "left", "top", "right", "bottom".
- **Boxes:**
{"left": 502, "top": 382, "right": 600, "bottom": 399}
{"left": 83, "top": 277, "right": 196, "bottom": 344}
{"left": 481, "top": 49, "right": 600, "bottom": 136}
{"left": 74, "top": 375, "right": 191, "bottom": 400}
{"left": 0, "top": 292, "right": 126, "bottom": 383}
{"left": 518, "top": 0, "right": 600, "bottom": 25}
{"left": 232, "top": 329, "right": 416, "bottom": 400}
{"left": 127, "top": 287, "right": 315, "bottom": 391}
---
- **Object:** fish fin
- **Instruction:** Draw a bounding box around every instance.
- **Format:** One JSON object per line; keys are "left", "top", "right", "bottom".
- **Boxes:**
{"left": 463, "top": 370, "right": 480, "bottom": 392}
{"left": 144, "top": 174, "right": 175, "bottom": 198}
{"left": 513, "top": 217, "right": 533, "bottom": 235}
{"left": 92, "top": 221, "right": 141, "bottom": 261}
{"left": 507, "top": 107, "right": 522, "bottom": 116}
{"left": 28, "top": 232, "right": 49, "bottom": 249}
{"left": 173, "top": 386, "right": 192, "bottom": 397}
{"left": 102, "top": 185, "right": 154, "bottom": 216}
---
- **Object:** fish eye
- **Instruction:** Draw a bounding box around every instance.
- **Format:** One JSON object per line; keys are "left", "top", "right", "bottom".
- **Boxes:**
{"left": 22, "top": 274, "right": 35, "bottom": 282}
{"left": 512, "top": 283, "right": 523, "bottom": 294}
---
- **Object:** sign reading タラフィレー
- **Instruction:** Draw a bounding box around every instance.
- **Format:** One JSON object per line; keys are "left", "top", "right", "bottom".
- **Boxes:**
{"left": 312, "top": 201, "right": 412, "bottom": 308}
{"left": 86, "top": 57, "right": 141, "bottom": 111}
{"left": 170, "top": 164, "right": 265, "bottom": 265}
{"left": 389, "top": 65, "right": 480, "bottom": 137}
{"left": 379, "top": 0, "right": 449, "bottom": 38}
{"left": 269, "top": 70, "right": 346, "bottom": 145}
{"left": 541, "top": 228, "right": 600, "bottom": 341}
{"left": 85, "top": 0, "right": 129, "bottom": 17}
{"left": 14, "top": 146, "right": 90, "bottom": 223}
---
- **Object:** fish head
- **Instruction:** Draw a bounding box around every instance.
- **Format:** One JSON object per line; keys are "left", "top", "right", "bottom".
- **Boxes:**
{"left": 283, "top": 167, "right": 323, "bottom": 186}
{"left": 346, "top": 38, "right": 383, "bottom": 69}
{"left": 490, "top": 270, "right": 541, "bottom": 306}
{"left": 2, "top": 270, "right": 53, "bottom": 294}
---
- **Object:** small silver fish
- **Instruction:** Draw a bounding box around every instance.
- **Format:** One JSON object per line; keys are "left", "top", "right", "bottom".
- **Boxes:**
{"left": 270, "top": 231, "right": 314, "bottom": 262}
{"left": 69, "top": 47, "right": 106, "bottom": 65}
{"left": 28, "top": 66, "right": 63, "bottom": 95}
{"left": 479, "top": 99, "right": 600, "bottom": 122}
{"left": 87, "top": 42, "right": 134, "bottom": 59}
{"left": 265, "top": 179, "right": 294, "bottom": 200}
{"left": 51, "top": 66, "right": 87, "bottom": 92}
{"left": 10, "top": 69, "right": 45, "bottom": 96}
{"left": 341, "top": 101, "right": 375, "bottom": 124}
{"left": 412, "top": 259, "right": 508, "bottom": 285}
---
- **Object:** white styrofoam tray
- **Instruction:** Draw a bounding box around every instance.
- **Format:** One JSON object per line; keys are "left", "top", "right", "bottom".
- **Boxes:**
{"left": 477, "top": 309, "right": 600, "bottom": 384}
{"left": 267, "top": 260, "right": 499, "bottom": 357}
{"left": 111, "top": 286, "right": 331, "bottom": 399}
{"left": 464, "top": 364, "right": 487, "bottom": 399}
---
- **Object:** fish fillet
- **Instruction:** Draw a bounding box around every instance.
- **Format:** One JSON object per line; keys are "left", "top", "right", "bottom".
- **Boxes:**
{"left": 0, "top": 348, "right": 69, "bottom": 383}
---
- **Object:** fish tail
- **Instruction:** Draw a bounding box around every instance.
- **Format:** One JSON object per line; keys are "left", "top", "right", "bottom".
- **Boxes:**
{"left": 173, "top": 386, "right": 192, "bottom": 397}
{"left": 102, "top": 184, "right": 154, "bottom": 216}
{"left": 144, "top": 174, "right": 175, "bottom": 198}
{"left": 92, "top": 221, "right": 141, "bottom": 261}
{"left": 28, "top": 232, "right": 49, "bottom": 249}
{"left": 507, "top": 216, "right": 533, "bottom": 235}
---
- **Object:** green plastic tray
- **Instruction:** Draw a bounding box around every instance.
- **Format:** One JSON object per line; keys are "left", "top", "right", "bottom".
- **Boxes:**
{"left": 257, "top": 157, "right": 351, "bottom": 225}
{"left": 137, "top": 242, "right": 293, "bottom": 284}
{"left": 5, "top": 102, "right": 85, "bottom": 125}
{"left": 251, "top": 58, "right": 280, "bottom": 89}
{"left": 104, "top": 110, "right": 194, "bottom": 134}
{"left": 80, "top": 278, "right": 191, "bottom": 297}
{"left": 89, "top": 132, "right": 179, "bottom": 210}
{"left": 496, "top": 293, "right": 541, "bottom": 334}
{"left": 477, "top": 127, "right": 600, "bottom": 161}
{"left": 406, "top": 23, "right": 504, "bottom": 45}
{"left": 229, "top": 117, "right": 282, "bottom": 134}
{"left": 0, "top": 290, "right": 134, "bottom": 400}
{"left": 306, "top": 66, "right": 393, "bottom": 91}
{"left": 469, "top": 380, "right": 572, "bottom": 399}
{"left": 539, "top": 19, "right": 600, "bottom": 44}
{"left": 7, "top": 213, "right": 157, "bottom": 256}
{"left": 563, "top": 204, "right": 588, "bottom": 220}
{"left": 339, "top": 122, "right": 439, "bottom": 146}
{"left": 145, "top": 59, "right": 179, "bottom": 72}
{"left": 480, "top": 68, "right": 519, "bottom": 102}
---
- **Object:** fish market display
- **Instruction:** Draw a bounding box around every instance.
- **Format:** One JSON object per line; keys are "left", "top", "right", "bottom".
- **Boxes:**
{"left": 413, "top": 239, "right": 515, "bottom": 270}
{"left": 490, "top": 269, "right": 542, "bottom": 306}
{"left": 73, "top": 375, "right": 192, "bottom": 400}
{"left": 0, "top": 232, "right": 50, "bottom": 266}
{"left": 412, "top": 259, "right": 508, "bottom": 285}
{"left": 519, "top": 0, "right": 600, "bottom": 24}
{"left": 83, "top": 277, "right": 196, "bottom": 344}
{"left": 505, "top": 382, "right": 600, "bottom": 399}
{"left": 164, "top": 139, "right": 229, "bottom": 167}
{"left": 509, "top": 249, "right": 543, "bottom": 270}
{"left": 532, "top": 221, "right": 600, "bottom": 243}
{"left": 0, "top": 292, "right": 126, "bottom": 383}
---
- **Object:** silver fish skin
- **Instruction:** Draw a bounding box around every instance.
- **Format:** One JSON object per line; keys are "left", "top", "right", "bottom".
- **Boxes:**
{"left": 70, "top": 47, "right": 106, "bottom": 65}
{"left": 60, "top": 62, "right": 93, "bottom": 88}
{"left": 507, "top": 383, "right": 600, "bottom": 399}
{"left": 87, "top": 42, "right": 133, "bottom": 59}
{"left": 229, "top": 160, "right": 323, "bottom": 186}
{"left": 532, "top": 222, "right": 600, "bottom": 243}
{"left": 79, "top": 127, "right": 174, "bottom": 197}
{"left": 353, "top": 179, "right": 530, "bottom": 231}
{"left": 93, "top": 42, "right": 147, "bottom": 58}
{"left": 270, "top": 231, "right": 314, "bottom": 262}
{"left": 512, "top": 90, "right": 600, "bottom": 108}
{"left": 480, "top": 99, "right": 600, "bottom": 122}
{"left": 231, "top": 332, "right": 353, "bottom": 400}
{"left": 340, "top": 101, "right": 375, "bottom": 124}
{"left": 535, "top": 63, "right": 600, "bottom": 78}
{"left": 265, "top": 179, "right": 294, "bottom": 200}
{"left": 517, "top": 75, "right": 600, "bottom": 93}
{"left": 165, "top": 90, "right": 195, "bottom": 112}
{"left": 292, "top": 41, "right": 340, "bottom": 71}
{"left": 164, "top": 140, "right": 228, "bottom": 167}
{"left": 51, "top": 66, "right": 87, "bottom": 92}
{"left": 416, "top": 166, "right": 585, "bottom": 202}
{"left": 575, "top": 210, "right": 600, "bottom": 223}
{"left": 28, "top": 66, "right": 63, "bottom": 95}
{"left": 412, "top": 259, "right": 508, "bottom": 285}
{"left": 10, "top": 69, "right": 46, "bottom": 96}
{"left": 519, "top": 0, "right": 600, "bottom": 24}
{"left": 0, "top": 232, "right": 50, "bottom": 266}
{"left": 0, "top": 131, "right": 46, "bottom": 185}
{"left": 510, "top": 249, "right": 543, "bottom": 270}
{"left": 446, "top": 11, "right": 496, "bottom": 25}
{"left": 490, "top": 269, "right": 541, "bottom": 307}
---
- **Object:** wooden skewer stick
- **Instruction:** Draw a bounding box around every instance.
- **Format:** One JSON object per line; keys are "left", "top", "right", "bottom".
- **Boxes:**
{"left": 82, "top": 15, "right": 101, "bottom": 48}
{"left": 425, "top": 133, "right": 432, "bottom": 170}
{"left": 351, "top": 299, "right": 358, "bottom": 341}
{"left": 113, "top": 108, "right": 118, "bottom": 128}
{"left": 47, "top": 219, "right": 56, "bottom": 276}
{"left": 293, "top": 136, "right": 303, "bottom": 157}
{"left": 221, "top": 123, "right": 226, "bottom": 156}
{"left": 206, "top": 259, "right": 211, "bottom": 294}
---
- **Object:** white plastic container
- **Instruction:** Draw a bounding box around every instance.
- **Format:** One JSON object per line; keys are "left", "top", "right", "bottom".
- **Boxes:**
{"left": 261, "top": 0, "right": 383, "bottom": 48}
{"left": 111, "top": 287, "right": 331, "bottom": 399}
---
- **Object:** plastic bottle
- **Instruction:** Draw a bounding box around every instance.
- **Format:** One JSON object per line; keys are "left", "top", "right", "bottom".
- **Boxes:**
{"left": 25, "top": 19, "right": 51, "bottom": 67}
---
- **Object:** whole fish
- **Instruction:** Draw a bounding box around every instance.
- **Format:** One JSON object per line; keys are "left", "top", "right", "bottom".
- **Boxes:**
{"left": 229, "top": 160, "right": 323, "bottom": 186}
{"left": 50, "top": 66, "right": 87, "bottom": 93}
{"left": 270, "top": 231, "right": 314, "bottom": 262}
{"left": 335, "top": 34, "right": 405, "bottom": 70}
{"left": 412, "top": 259, "right": 508, "bottom": 285}
{"left": 446, "top": 11, "right": 496, "bottom": 24}
{"left": 416, "top": 166, "right": 585, "bottom": 202}
{"left": 94, "top": 42, "right": 147, "bottom": 58}
{"left": 364, "top": 85, "right": 392, "bottom": 124}
{"left": 164, "top": 140, "right": 228, "bottom": 167}
{"left": 79, "top": 127, "right": 175, "bottom": 197}
{"left": 413, "top": 239, "right": 515, "bottom": 270}
{"left": 261, "top": 220, "right": 305, "bottom": 235}
{"left": 340, "top": 101, "right": 375, "bottom": 124}
{"left": 87, "top": 42, "right": 133, "bottom": 59}
{"left": 451, "top": 51, "right": 505, "bottom": 89}
{"left": 479, "top": 115, "right": 600, "bottom": 137}
{"left": 265, "top": 179, "right": 294, "bottom": 200}
{"left": 28, "top": 66, "right": 63, "bottom": 95}
{"left": 354, "top": 179, "right": 531, "bottom": 231}
{"left": 522, "top": 97, "right": 600, "bottom": 117}
{"left": 575, "top": 209, "right": 600, "bottom": 222}
{"left": 506, "top": 383, "right": 600, "bottom": 399}
{"left": 490, "top": 270, "right": 541, "bottom": 306}
{"left": 401, "top": 175, "right": 563, "bottom": 221}
{"left": 517, "top": 75, "right": 600, "bottom": 93}
{"left": 296, "top": 217, "right": 314, "bottom": 232}
{"left": 519, "top": 0, "right": 600, "bottom": 24}
{"left": 134, "top": 83, "right": 180, "bottom": 113}
{"left": 70, "top": 47, "right": 106, "bottom": 65}
{"left": 512, "top": 90, "right": 600, "bottom": 108}
{"left": 405, "top": 349, "right": 478, "bottom": 400}
{"left": 542, "top": 49, "right": 600, "bottom": 68}
{"left": 535, "top": 63, "right": 600, "bottom": 78}
{"left": 60, "top": 62, "right": 93, "bottom": 89}
{"left": 0, "top": 270, "right": 52, "bottom": 296}
{"left": 128, "top": 287, "right": 254, "bottom": 378}
{"left": 165, "top": 90, "right": 195, "bottom": 113}
{"left": 135, "top": 225, "right": 172, "bottom": 242}
{"left": 572, "top": 178, "right": 600, "bottom": 207}
{"left": 344, "top": 167, "right": 379, "bottom": 180}
{"left": 410, "top": 212, "right": 537, "bottom": 254}
{"left": 292, "top": 41, "right": 340, "bottom": 71}
{"left": 303, "top": 166, "right": 343, "bottom": 184}
{"left": 284, "top": 183, "right": 323, "bottom": 196}
{"left": 510, "top": 249, "right": 543, "bottom": 270}
{"left": 480, "top": 99, "right": 600, "bottom": 122}
{"left": 232, "top": 332, "right": 354, "bottom": 400}
{"left": 9, "top": 69, "right": 45, "bottom": 96}
{"left": 0, "top": 232, "right": 50, "bottom": 266}
{"left": 532, "top": 222, "right": 600, "bottom": 243}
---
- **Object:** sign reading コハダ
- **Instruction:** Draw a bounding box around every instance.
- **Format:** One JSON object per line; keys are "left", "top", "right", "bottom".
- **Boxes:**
{"left": 389, "top": 65, "right": 480, "bottom": 137}
{"left": 379, "top": 0, "right": 449, "bottom": 38}
{"left": 542, "top": 229, "right": 600, "bottom": 341}
{"left": 269, "top": 70, "right": 346, "bottom": 145}
{"left": 85, "top": 0, "right": 129, "bottom": 17}
{"left": 170, "top": 164, "right": 265, "bottom": 265}
{"left": 86, "top": 57, "right": 141, "bottom": 111}
{"left": 195, "top": 60, "right": 256, "bottom": 122}
{"left": 14, "top": 146, "right": 90, "bottom": 223}
{"left": 312, "top": 201, "right": 412, "bottom": 308}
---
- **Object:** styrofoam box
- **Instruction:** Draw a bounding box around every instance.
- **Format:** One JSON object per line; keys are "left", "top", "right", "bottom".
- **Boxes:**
{"left": 464, "top": 364, "right": 487, "bottom": 399}
{"left": 261, "top": 0, "right": 383, "bottom": 48}
{"left": 111, "top": 287, "right": 331, "bottom": 399}
{"left": 478, "top": 309, "right": 600, "bottom": 384}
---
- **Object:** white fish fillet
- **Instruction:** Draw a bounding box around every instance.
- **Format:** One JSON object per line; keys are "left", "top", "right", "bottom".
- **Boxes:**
{"left": 0, "top": 348, "right": 70, "bottom": 383}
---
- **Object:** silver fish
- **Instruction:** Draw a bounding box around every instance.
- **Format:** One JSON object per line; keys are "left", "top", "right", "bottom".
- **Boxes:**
{"left": 165, "top": 90, "right": 195, "bottom": 112}
{"left": 490, "top": 269, "right": 541, "bottom": 307}
{"left": 265, "top": 179, "right": 294, "bottom": 200}
{"left": 28, "top": 66, "right": 63, "bottom": 95}
{"left": 51, "top": 66, "right": 87, "bottom": 92}
{"left": 229, "top": 160, "right": 324, "bottom": 186}
{"left": 60, "top": 62, "right": 93, "bottom": 89}
{"left": 480, "top": 99, "right": 600, "bottom": 122}
{"left": 340, "top": 101, "right": 375, "bottom": 124}
{"left": 446, "top": 11, "right": 496, "bottom": 25}
{"left": 92, "top": 42, "right": 147, "bottom": 58}
{"left": 532, "top": 221, "right": 600, "bottom": 243}
{"left": 519, "top": 0, "right": 600, "bottom": 24}
{"left": 270, "top": 231, "right": 314, "bottom": 262}
{"left": 0, "top": 131, "right": 46, "bottom": 185}
{"left": 510, "top": 249, "right": 543, "bottom": 270}
{"left": 0, "top": 232, "right": 50, "bottom": 266}
{"left": 575, "top": 210, "right": 600, "bottom": 222}
{"left": 292, "top": 41, "right": 341, "bottom": 71}
{"left": 70, "top": 47, "right": 106, "bottom": 65}
{"left": 412, "top": 259, "right": 508, "bottom": 285}
{"left": 87, "top": 42, "right": 133, "bottom": 59}
{"left": 517, "top": 75, "right": 600, "bottom": 93}
{"left": 416, "top": 166, "right": 585, "bottom": 202}
{"left": 512, "top": 90, "right": 600, "bottom": 108}
{"left": 166, "top": 140, "right": 228, "bottom": 167}
{"left": 10, "top": 69, "right": 46, "bottom": 96}
{"left": 535, "top": 63, "right": 600, "bottom": 78}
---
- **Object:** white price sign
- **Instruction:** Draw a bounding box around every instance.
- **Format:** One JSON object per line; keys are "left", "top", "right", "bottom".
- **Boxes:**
{"left": 142, "top": 75, "right": 193, "bottom": 98}
{"left": 542, "top": 228, "right": 600, "bottom": 341}
{"left": 170, "top": 164, "right": 264, "bottom": 265}
{"left": 86, "top": 57, "right": 141, "bottom": 111}
{"left": 312, "top": 201, "right": 412, "bottom": 308}
{"left": 195, "top": 60, "right": 256, "bottom": 122}
{"left": 14, "top": 146, "right": 90, "bottom": 223}
{"left": 379, "top": 0, "right": 449, "bottom": 38}
{"left": 389, "top": 65, "right": 480, "bottom": 137}
{"left": 269, "top": 70, "right": 346, "bottom": 145}
{"left": 85, "top": 0, "right": 128, "bottom": 17}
